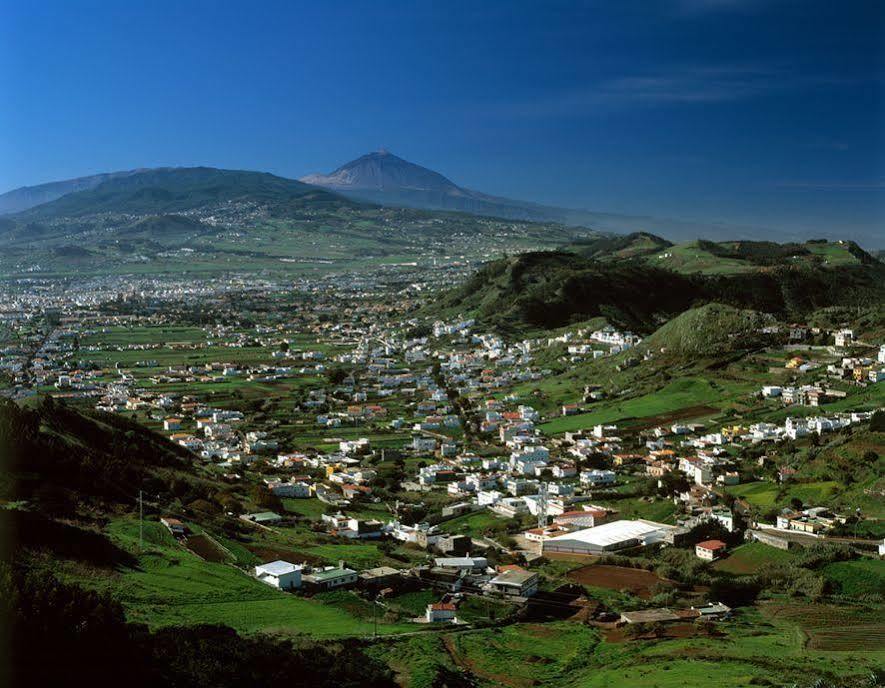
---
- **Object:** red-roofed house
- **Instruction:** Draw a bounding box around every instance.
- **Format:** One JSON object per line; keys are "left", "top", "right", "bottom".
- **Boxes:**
{"left": 426, "top": 602, "right": 457, "bottom": 623}
{"left": 695, "top": 539, "right": 727, "bottom": 561}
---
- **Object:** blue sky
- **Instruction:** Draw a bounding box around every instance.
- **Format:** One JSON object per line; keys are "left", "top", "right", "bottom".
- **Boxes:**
{"left": 1, "top": 0, "right": 883, "bottom": 241}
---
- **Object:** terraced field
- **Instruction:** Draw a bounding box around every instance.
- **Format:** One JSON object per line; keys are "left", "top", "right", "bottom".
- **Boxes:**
{"left": 761, "top": 601, "right": 885, "bottom": 652}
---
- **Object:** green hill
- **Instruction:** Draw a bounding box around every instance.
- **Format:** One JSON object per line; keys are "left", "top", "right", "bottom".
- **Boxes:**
{"left": 18, "top": 166, "right": 357, "bottom": 218}
{"left": 640, "top": 303, "right": 775, "bottom": 356}
{"left": 432, "top": 248, "right": 885, "bottom": 334}
{"left": 566, "top": 231, "right": 672, "bottom": 260}
{"left": 644, "top": 238, "right": 876, "bottom": 275}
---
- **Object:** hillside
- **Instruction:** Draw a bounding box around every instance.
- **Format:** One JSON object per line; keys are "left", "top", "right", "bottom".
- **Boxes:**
{"left": 0, "top": 167, "right": 593, "bottom": 277}
{"left": 640, "top": 303, "right": 775, "bottom": 356}
{"left": 0, "top": 169, "right": 147, "bottom": 215}
{"left": 431, "top": 248, "right": 885, "bottom": 334}
{"left": 0, "top": 396, "right": 201, "bottom": 511}
{"left": 567, "top": 232, "right": 673, "bottom": 260}
{"left": 18, "top": 166, "right": 355, "bottom": 219}
{"left": 643, "top": 238, "right": 877, "bottom": 275}
{"left": 0, "top": 397, "right": 397, "bottom": 688}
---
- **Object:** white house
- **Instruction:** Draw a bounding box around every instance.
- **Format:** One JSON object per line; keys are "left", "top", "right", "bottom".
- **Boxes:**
{"left": 255, "top": 560, "right": 302, "bottom": 590}
{"left": 580, "top": 469, "right": 616, "bottom": 486}
{"left": 426, "top": 602, "right": 457, "bottom": 623}
{"left": 695, "top": 540, "right": 727, "bottom": 561}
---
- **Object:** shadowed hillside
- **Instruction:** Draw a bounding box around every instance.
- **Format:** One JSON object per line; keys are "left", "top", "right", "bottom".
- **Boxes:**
{"left": 432, "top": 248, "right": 885, "bottom": 334}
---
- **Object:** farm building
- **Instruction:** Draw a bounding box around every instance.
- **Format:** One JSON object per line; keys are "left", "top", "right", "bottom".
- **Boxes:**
{"left": 160, "top": 517, "right": 188, "bottom": 537}
{"left": 488, "top": 568, "right": 539, "bottom": 598}
{"left": 303, "top": 565, "right": 358, "bottom": 590}
{"left": 254, "top": 560, "right": 302, "bottom": 590}
{"left": 695, "top": 539, "right": 727, "bottom": 560}
{"left": 426, "top": 602, "right": 457, "bottom": 623}
{"left": 541, "top": 519, "right": 679, "bottom": 555}
{"left": 553, "top": 507, "right": 612, "bottom": 529}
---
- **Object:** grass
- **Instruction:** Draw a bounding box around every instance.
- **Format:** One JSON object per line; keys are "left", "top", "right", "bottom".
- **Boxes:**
{"left": 57, "top": 517, "right": 414, "bottom": 637}
{"left": 539, "top": 378, "right": 723, "bottom": 435}
{"left": 725, "top": 480, "right": 840, "bottom": 512}
{"left": 438, "top": 510, "right": 511, "bottom": 537}
{"left": 823, "top": 559, "right": 885, "bottom": 598}
{"left": 591, "top": 496, "right": 677, "bottom": 524}
{"left": 281, "top": 497, "right": 328, "bottom": 520}
{"left": 372, "top": 605, "right": 885, "bottom": 688}
{"left": 712, "top": 542, "right": 797, "bottom": 575}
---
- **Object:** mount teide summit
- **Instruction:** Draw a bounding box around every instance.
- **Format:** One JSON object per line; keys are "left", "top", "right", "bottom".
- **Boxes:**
{"left": 300, "top": 151, "right": 788, "bottom": 243}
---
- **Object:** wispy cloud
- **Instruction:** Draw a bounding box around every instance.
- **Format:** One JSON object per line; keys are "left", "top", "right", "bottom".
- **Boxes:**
{"left": 672, "top": 0, "right": 767, "bottom": 15}
{"left": 774, "top": 180, "right": 885, "bottom": 191}
{"left": 482, "top": 64, "right": 872, "bottom": 119}
{"left": 484, "top": 64, "right": 788, "bottom": 118}
{"left": 598, "top": 65, "right": 782, "bottom": 103}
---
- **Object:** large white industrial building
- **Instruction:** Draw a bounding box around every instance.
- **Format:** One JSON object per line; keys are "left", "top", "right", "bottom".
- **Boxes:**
{"left": 541, "top": 519, "right": 679, "bottom": 555}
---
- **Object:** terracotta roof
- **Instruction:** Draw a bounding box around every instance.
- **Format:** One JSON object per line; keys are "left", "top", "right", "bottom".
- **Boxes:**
{"left": 696, "top": 539, "right": 727, "bottom": 550}
{"left": 430, "top": 602, "right": 456, "bottom": 611}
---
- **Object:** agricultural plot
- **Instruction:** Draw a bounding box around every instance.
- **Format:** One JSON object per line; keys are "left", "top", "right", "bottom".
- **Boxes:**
{"left": 822, "top": 559, "right": 885, "bottom": 598}
{"left": 712, "top": 542, "right": 797, "bottom": 575}
{"left": 725, "top": 480, "right": 840, "bottom": 513}
{"left": 761, "top": 600, "right": 885, "bottom": 652}
{"left": 567, "top": 564, "right": 674, "bottom": 598}
{"left": 55, "top": 518, "right": 414, "bottom": 637}
{"left": 539, "top": 378, "right": 727, "bottom": 435}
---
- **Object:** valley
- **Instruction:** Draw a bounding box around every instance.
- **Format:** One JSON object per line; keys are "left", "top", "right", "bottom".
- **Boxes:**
{"left": 1, "top": 225, "right": 883, "bottom": 687}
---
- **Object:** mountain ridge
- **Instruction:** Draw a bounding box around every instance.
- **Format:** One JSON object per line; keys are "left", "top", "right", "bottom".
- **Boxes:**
{"left": 300, "top": 151, "right": 861, "bottom": 245}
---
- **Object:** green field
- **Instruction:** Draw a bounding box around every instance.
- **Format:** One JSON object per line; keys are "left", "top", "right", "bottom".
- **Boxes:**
{"left": 823, "top": 559, "right": 885, "bottom": 598}
{"left": 539, "top": 377, "right": 724, "bottom": 434}
{"left": 57, "top": 518, "right": 414, "bottom": 637}
{"left": 713, "top": 541, "right": 797, "bottom": 574}
{"left": 726, "top": 480, "right": 840, "bottom": 512}
{"left": 369, "top": 605, "right": 885, "bottom": 688}
{"left": 438, "top": 510, "right": 511, "bottom": 537}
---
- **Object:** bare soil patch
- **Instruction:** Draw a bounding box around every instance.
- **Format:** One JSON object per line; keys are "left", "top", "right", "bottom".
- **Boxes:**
{"left": 184, "top": 533, "right": 230, "bottom": 563}
{"left": 568, "top": 564, "right": 675, "bottom": 598}
{"left": 245, "top": 543, "right": 324, "bottom": 565}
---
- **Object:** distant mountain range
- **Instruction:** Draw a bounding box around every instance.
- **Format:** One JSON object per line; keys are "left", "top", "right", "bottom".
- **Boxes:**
{"left": 14, "top": 166, "right": 351, "bottom": 219}
{"left": 300, "top": 150, "right": 816, "bottom": 244}
{"left": 1, "top": 152, "right": 878, "bottom": 246}
{"left": 0, "top": 169, "right": 149, "bottom": 215}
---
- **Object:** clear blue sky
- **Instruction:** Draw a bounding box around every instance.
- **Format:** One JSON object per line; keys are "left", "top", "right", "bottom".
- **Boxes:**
{"left": 2, "top": 0, "right": 883, "bottom": 240}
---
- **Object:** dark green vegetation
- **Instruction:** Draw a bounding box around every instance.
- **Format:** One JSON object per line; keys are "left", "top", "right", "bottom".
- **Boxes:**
{"left": 0, "top": 397, "right": 402, "bottom": 687}
{"left": 431, "top": 243, "right": 885, "bottom": 334}
{"left": 0, "top": 565, "right": 395, "bottom": 688}
{"left": 567, "top": 231, "right": 673, "bottom": 260}
{"left": 641, "top": 303, "right": 775, "bottom": 356}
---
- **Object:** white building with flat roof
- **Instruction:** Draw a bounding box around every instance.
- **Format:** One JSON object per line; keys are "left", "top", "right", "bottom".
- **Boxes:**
{"left": 541, "top": 519, "right": 677, "bottom": 555}
{"left": 255, "top": 560, "right": 302, "bottom": 590}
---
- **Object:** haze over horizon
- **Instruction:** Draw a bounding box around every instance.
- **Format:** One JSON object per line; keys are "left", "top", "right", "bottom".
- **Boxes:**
{"left": 2, "top": 0, "right": 884, "bottom": 240}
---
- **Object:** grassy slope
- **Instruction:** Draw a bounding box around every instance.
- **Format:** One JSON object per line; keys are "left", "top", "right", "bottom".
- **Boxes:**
{"left": 368, "top": 607, "right": 884, "bottom": 688}
{"left": 539, "top": 377, "right": 724, "bottom": 434}
{"left": 54, "top": 518, "right": 414, "bottom": 637}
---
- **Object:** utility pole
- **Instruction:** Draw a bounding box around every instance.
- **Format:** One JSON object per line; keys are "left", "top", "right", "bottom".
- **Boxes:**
{"left": 138, "top": 490, "right": 144, "bottom": 551}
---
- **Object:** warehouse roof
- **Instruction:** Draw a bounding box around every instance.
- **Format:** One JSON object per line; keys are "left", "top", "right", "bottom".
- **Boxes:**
{"left": 545, "top": 519, "right": 675, "bottom": 548}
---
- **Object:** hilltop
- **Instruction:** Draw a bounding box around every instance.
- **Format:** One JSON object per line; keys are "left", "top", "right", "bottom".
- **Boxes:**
{"left": 430, "top": 244, "right": 885, "bottom": 334}
{"left": 640, "top": 303, "right": 776, "bottom": 356}
{"left": 0, "top": 169, "right": 149, "bottom": 215}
